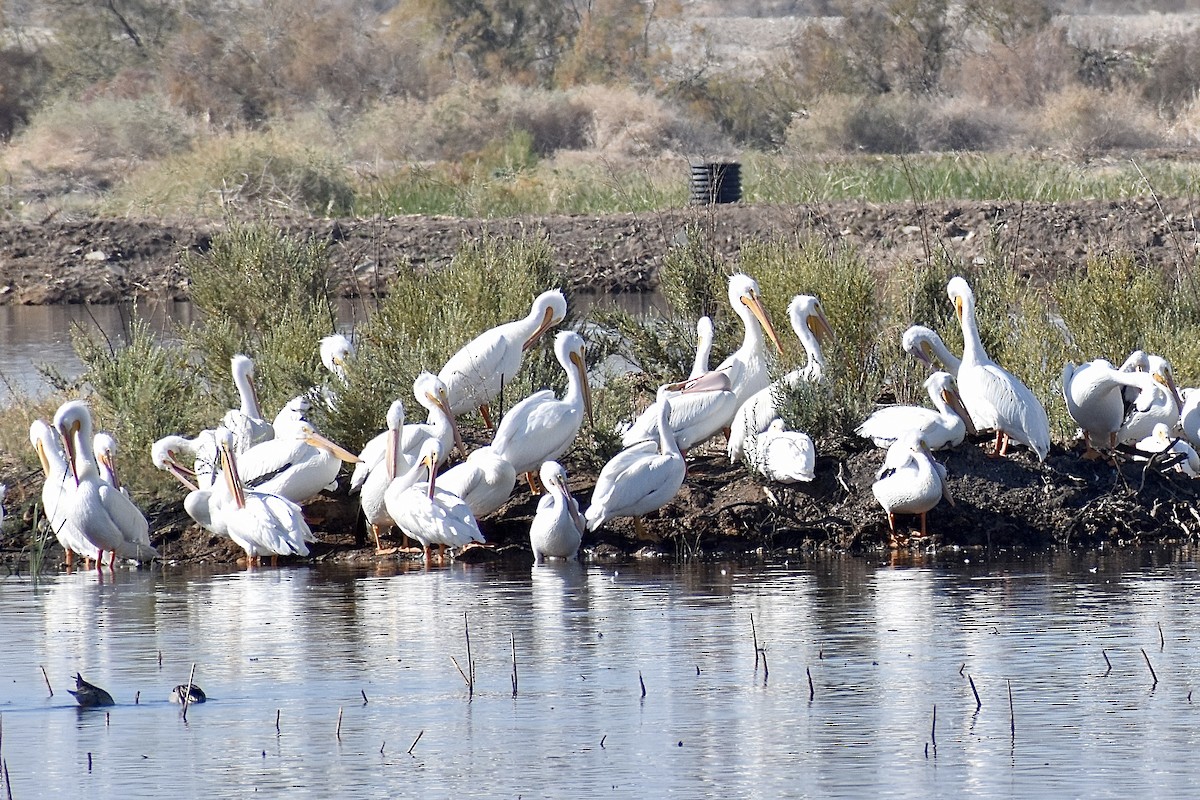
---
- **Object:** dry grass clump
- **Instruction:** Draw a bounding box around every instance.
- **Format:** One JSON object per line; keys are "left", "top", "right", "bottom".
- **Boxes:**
{"left": 1033, "top": 85, "right": 1166, "bottom": 154}
{"left": 573, "top": 85, "right": 727, "bottom": 158}
{"left": 110, "top": 130, "right": 354, "bottom": 217}
{"left": 952, "top": 29, "right": 1077, "bottom": 109}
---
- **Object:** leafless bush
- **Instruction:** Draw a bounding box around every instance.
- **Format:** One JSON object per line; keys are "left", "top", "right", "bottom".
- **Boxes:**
{"left": 1033, "top": 85, "right": 1165, "bottom": 154}
{"left": 575, "top": 85, "right": 724, "bottom": 157}
{"left": 953, "top": 28, "right": 1077, "bottom": 108}
{"left": 1142, "top": 34, "right": 1200, "bottom": 116}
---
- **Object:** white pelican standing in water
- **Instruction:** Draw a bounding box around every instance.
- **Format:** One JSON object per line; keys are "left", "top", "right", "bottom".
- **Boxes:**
{"left": 438, "top": 289, "right": 568, "bottom": 427}
{"left": 1062, "top": 358, "right": 1161, "bottom": 456}
{"left": 903, "top": 325, "right": 962, "bottom": 376}
{"left": 350, "top": 399, "right": 406, "bottom": 495}
{"left": 31, "top": 419, "right": 93, "bottom": 569}
{"left": 744, "top": 419, "right": 816, "bottom": 484}
{"left": 54, "top": 401, "right": 157, "bottom": 568}
{"left": 529, "top": 461, "right": 585, "bottom": 562}
{"left": 386, "top": 439, "right": 484, "bottom": 564}
{"left": 728, "top": 294, "right": 833, "bottom": 462}
{"left": 856, "top": 371, "right": 975, "bottom": 451}
{"left": 871, "top": 433, "right": 952, "bottom": 541}
{"left": 585, "top": 400, "right": 686, "bottom": 536}
{"left": 947, "top": 276, "right": 1050, "bottom": 461}
{"left": 1117, "top": 353, "right": 1182, "bottom": 445}
{"left": 436, "top": 446, "right": 518, "bottom": 519}
{"left": 222, "top": 355, "right": 274, "bottom": 452}
{"left": 216, "top": 438, "right": 314, "bottom": 566}
{"left": 492, "top": 330, "right": 592, "bottom": 490}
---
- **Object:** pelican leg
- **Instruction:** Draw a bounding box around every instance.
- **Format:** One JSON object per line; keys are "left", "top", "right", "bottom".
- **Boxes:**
{"left": 991, "top": 430, "right": 1004, "bottom": 457}
{"left": 422, "top": 545, "right": 432, "bottom": 564}
{"left": 438, "top": 544, "right": 447, "bottom": 563}
{"left": 633, "top": 516, "right": 647, "bottom": 539}
{"left": 919, "top": 512, "right": 928, "bottom": 538}
{"left": 1081, "top": 430, "right": 1103, "bottom": 460}
{"left": 887, "top": 513, "right": 903, "bottom": 548}
{"left": 999, "top": 432, "right": 1010, "bottom": 456}
{"left": 96, "top": 549, "right": 104, "bottom": 573}
{"left": 271, "top": 555, "right": 279, "bottom": 568}
{"left": 65, "top": 549, "right": 74, "bottom": 572}
{"left": 525, "top": 471, "right": 543, "bottom": 495}
{"left": 480, "top": 404, "right": 494, "bottom": 431}
{"left": 372, "top": 525, "right": 398, "bottom": 556}
{"left": 107, "top": 550, "right": 116, "bottom": 571}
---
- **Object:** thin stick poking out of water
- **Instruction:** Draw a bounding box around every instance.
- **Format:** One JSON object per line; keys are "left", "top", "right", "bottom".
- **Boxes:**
{"left": 336, "top": 707, "right": 344, "bottom": 741}
{"left": 750, "top": 613, "right": 760, "bottom": 670}
{"left": 407, "top": 730, "right": 423, "bottom": 755}
{"left": 968, "top": 674, "right": 981, "bottom": 711}
{"left": 275, "top": 709, "right": 280, "bottom": 733}
{"left": 931, "top": 704, "right": 937, "bottom": 750}
{"left": 511, "top": 633, "right": 518, "bottom": 697}
{"left": 639, "top": 671, "right": 646, "bottom": 699}
{"left": 39, "top": 666, "right": 52, "bottom": 697}
{"left": 182, "top": 663, "right": 197, "bottom": 722}
{"left": 1102, "top": 649, "right": 1112, "bottom": 676}
{"left": 1159, "top": 622, "right": 1165, "bottom": 652}
{"left": 361, "top": 690, "right": 368, "bottom": 706}
{"left": 3, "top": 757, "right": 10, "bottom": 800}
{"left": 1141, "top": 648, "right": 1159, "bottom": 687}
{"left": 1008, "top": 680, "right": 1015, "bottom": 741}
{"left": 807, "top": 667, "right": 815, "bottom": 702}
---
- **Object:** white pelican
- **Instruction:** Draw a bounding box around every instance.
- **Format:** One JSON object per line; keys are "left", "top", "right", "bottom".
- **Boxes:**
{"left": 856, "top": 371, "right": 974, "bottom": 451}
{"left": 871, "top": 433, "right": 952, "bottom": 540}
{"left": 745, "top": 418, "right": 816, "bottom": 483}
{"left": 216, "top": 438, "right": 314, "bottom": 566}
{"left": 385, "top": 439, "right": 484, "bottom": 563}
{"left": 436, "top": 445, "right": 518, "bottom": 519}
{"left": 1179, "top": 388, "right": 1200, "bottom": 450}
{"left": 1062, "top": 358, "right": 1161, "bottom": 455}
{"left": 1117, "top": 353, "right": 1182, "bottom": 445}
{"left": 684, "top": 315, "right": 716, "bottom": 383}
{"left": 903, "top": 325, "right": 961, "bottom": 376}
{"left": 150, "top": 435, "right": 204, "bottom": 492}
{"left": 93, "top": 432, "right": 129, "bottom": 495}
{"left": 585, "top": 399, "right": 687, "bottom": 535}
{"left": 1134, "top": 423, "right": 1200, "bottom": 477}
{"left": 492, "top": 330, "right": 592, "bottom": 487}
{"left": 31, "top": 420, "right": 92, "bottom": 569}
{"left": 222, "top": 355, "right": 274, "bottom": 452}
{"left": 947, "top": 276, "right": 1050, "bottom": 461}
{"left": 728, "top": 294, "right": 833, "bottom": 462}
{"left": 228, "top": 417, "right": 361, "bottom": 504}
{"left": 54, "top": 401, "right": 157, "bottom": 568}
{"left": 438, "top": 289, "right": 567, "bottom": 426}
{"left": 710, "top": 273, "right": 785, "bottom": 407}
{"left": 320, "top": 333, "right": 355, "bottom": 386}
{"left": 529, "top": 461, "right": 585, "bottom": 562}
{"left": 399, "top": 372, "right": 462, "bottom": 465}
{"left": 349, "top": 399, "right": 405, "bottom": 494}
{"left": 355, "top": 401, "right": 416, "bottom": 552}
{"left": 622, "top": 372, "right": 737, "bottom": 453}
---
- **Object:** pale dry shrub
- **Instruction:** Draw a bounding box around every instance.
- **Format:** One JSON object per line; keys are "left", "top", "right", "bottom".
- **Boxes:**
{"left": 915, "top": 95, "right": 1016, "bottom": 152}
{"left": 1033, "top": 85, "right": 1165, "bottom": 154}
{"left": 952, "top": 28, "right": 1076, "bottom": 109}
{"left": 1143, "top": 33, "right": 1200, "bottom": 115}
{"left": 571, "top": 85, "right": 719, "bottom": 157}
{"left": 1166, "top": 96, "right": 1200, "bottom": 145}
{"left": 787, "top": 93, "right": 923, "bottom": 154}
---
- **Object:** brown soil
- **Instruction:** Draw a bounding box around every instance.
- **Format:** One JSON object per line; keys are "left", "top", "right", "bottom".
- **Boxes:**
{"left": 3, "top": 197, "right": 1199, "bottom": 569}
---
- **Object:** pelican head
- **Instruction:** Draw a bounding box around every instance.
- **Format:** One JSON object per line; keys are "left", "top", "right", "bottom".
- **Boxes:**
{"left": 151, "top": 436, "right": 200, "bottom": 492}
{"left": 926, "top": 371, "right": 976, "bottom": 434}
{"left": 414, "top": 371, "right": 464, "bottom": 455}
{"left": 788, "top": 294, "right": 836, "bottom": 346}
{"left": 728, "top": 273, "right": 784, "bottom": 355}
{"left": 53, "top": 400, "right": 94, "bottom": 485}
{"left": 320, "top": 334, "right": 355, "bottom": 382}
{"left": 947, "top": 276, "right": 974, "bottom": 322}
{"left": 522, "top": 290, "right": 569, "bottom": 351}
{"left": 903, "top": 325, "right": 939, "bottom": 368}
{"left": 419, "top": 439, "right": 443, "bottom": 499}
{"left": 231, "top": 354, "right": 262, "bottom": 414}
{"left": 556, "top": 330, "right": 594, "bottom": 426}
{"left": 1148, "top": 355, "right": 1183, "bottom": 409}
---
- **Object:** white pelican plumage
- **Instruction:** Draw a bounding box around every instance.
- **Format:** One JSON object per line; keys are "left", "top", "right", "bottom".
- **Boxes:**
{"left": 216, "top": 438, "right": 314, "bottom": 566}
{"left": 93, "top": 432, "right": 129, "bottom": 495}
{"left": 222, "top": 355, "right": 274, "bottom": 452}
{"left": 350, "top": 399, "right": 406, "bottom": 494}
{"left": 1117, "top": 353, "right": 1182, "bottom": 445}
{"left": 385, "top": 440, "right": 484, "bottom": 563}
{"left": 947, "top": 276, "right": 1050, "bottom": 461}
{"left": 436, "top": 445, "right": 518, "bottom": 519}
{"left": 1134, "top": 423, "right": 1200, "bottom": 476}
{"left": 529, "top": 461, "right": 585, "bottom": 562}
{"left": 728, "top": 294, "right": 833, "bottom": 462}
{"left": 229, "top": 417, "right": 360, "bottom": 504}
{"left": 745, "top": 419, "right": 816, "bottom": 483}
{"left": 856, "top": 371, "right": 974, "bottom": 451}
{"left": 710, "top": 273, "right": 785, "bottom": 407}
{"left": 399, "top": 372, "right": 462, "bottom": 466}
{"left": 438, "top": 289, "right": 567, "bottom": 427}
{"left": 320, "top": 333, "right": 355, "bottom": 386}
{"left": 684, "top": 315, "right": 716, "bottom": 383}
{"left": 1062, "top": 358, "right": 1161, "bottom": 455}
{"left": 31, "top": 419, "right": 93, "bottom": 569}
{"left": 359, "top": 401, "right": 425, "bottom": 552}
{"left": 621, "top": 371, "right": 737, "bottom": 453}
{"left": 903, "top": 325, "right": 962, "bottom": 376}
{"left": 492, "top": 330, "right": 592, "bottom": 486}
{"left": 1178, "top": 388, "right": 1200, "bottom": 450}
{"left": 585, "top": 399, "right": 686, "bottom": 535}
{"left": 54, "top": 401, "right": 157, "bottom": 568}
{"left": 871, "top": 433, "right": 952, "bottom": 540}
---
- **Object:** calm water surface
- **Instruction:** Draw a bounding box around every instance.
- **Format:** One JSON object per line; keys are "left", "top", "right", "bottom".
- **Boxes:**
{"left": 1, "top": 551, "right": 1198, "bottom": 798}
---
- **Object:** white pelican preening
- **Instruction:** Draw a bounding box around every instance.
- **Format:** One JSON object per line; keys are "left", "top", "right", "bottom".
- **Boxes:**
{"left": 856, "top": 371, "right": 974, "bottom": 451}
{"left": 1134, "top": 423, "right": 1200, "bottom": 477}
{"left": 728, "top": 294, "right": 833, "bottom": 462}
{"left": 216, "top": 438, "right": 314, "bottom": 566}
{"left": 745, "top": 418, "right": 816, "bottom": 484}
{"left": 622, "top": 371, "right": 737, "bottom": 453}
{"left": 385, "top": 439, "right": 484, "bottom": 563}
{"left": 436, "top": 445, "right": 518, "bottom": 520}
{"left": 492, "top": 330, "right": 592, "bottom": 488}
{"left": 439, "top": 289, "right": 568, "bottom": 427}
{"left": 947, "top": 276, "right": 1050, "bottom": 461}
{"left": 229, "top": 417, "right": 361, "bottom": 504}
{"left": 222, "top": 355, "right": 274, "bottom": 452}
{"left": 1179, "top": 388, "right": 1200, "bottom": 450}
{"left": 1062, "top": 358, "right": 1161, "bottom": 455}
{"left": 1117, "top": 353, "right": 1182, "bottom": 445}
{"left": 903, "top": 325, "right": 962, "bottom": 376}
{"left": 31, "top": 419, "right": 93, "bottom": 569}
{"left": 53, "top": 401, "right": 157, "bottom": 568}
{"left": 320, "top": 333, "right": 355, "bottom": 386}
{"left": 585, "top": 399, "right": 686, "bottom": 536}
{"left": 529, "top": 461, "right": 585, "bottom": 562}
{"left": 871, "top": 433, "right": 952, "bottom": 540}
{"left": 358, "top": 401, "right": 423, "bottom": 552}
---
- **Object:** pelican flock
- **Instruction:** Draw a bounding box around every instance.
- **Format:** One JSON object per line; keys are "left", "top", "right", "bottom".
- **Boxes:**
{"left": 19, "top": 269, "right": 1200, "bottom": 571}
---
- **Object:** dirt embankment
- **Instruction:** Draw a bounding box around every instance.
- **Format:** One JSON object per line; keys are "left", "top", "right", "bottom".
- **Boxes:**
{"left": 3, "top": 198, "right": 1200, "bottom": 566}
{"left": 0, "top": 198, "right": 1195, "bottom": 305}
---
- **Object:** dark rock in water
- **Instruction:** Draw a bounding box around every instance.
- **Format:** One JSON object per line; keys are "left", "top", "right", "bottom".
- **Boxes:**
{"left": 68, "top": 673, "right": 115, "bottom": 708}
{"left": 170, "top": 684, "right": 206, "bottom": 704}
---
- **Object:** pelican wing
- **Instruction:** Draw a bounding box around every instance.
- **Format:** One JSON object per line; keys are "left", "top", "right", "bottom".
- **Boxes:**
{"left": 623, "top": 390, "right": 736, "bottom": 450}
{"left": 962, "top": 362, "right": 1049, "bottom": 456}
{"left": 439, "top": 328, "right": 513, "bottom": 412}
{"left": 97, "top": 483, "right": 154, "bottom": 553}
{"left": 492, "top": 390, "right": 581, "bottom": 472}
{"left": 856, "top": 406, "right": 956, "bottom": 449}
